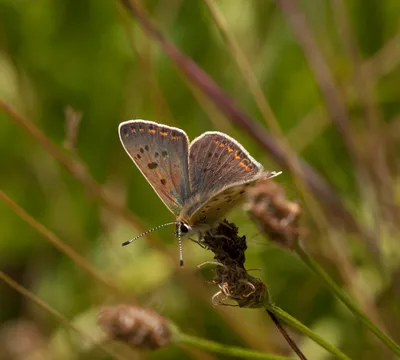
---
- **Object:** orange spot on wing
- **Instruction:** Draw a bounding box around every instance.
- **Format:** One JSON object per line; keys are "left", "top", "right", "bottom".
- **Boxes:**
{"left": 139, "top": 128, "right": 145, "bottom": 132}
{"left": 239, "top": 159, "right": 253, "bottom": 171}
{"left": 171, "top": 136, "right": 178, "bottom": 140}
{"left": 160, "top": 131, "right": 168, "bottom": 136}
{"left": 219, "top": 143, "right": 225, "bottom": 148}
{"left": 234, "top": 153, "right": 241, "bottom": 160}
{"left": 227, "top": 146, "right": 233, "bottom": 152}
{"left": 130, "top": 128, "right": 136, "bottom": 133}
{"left": 148, "top": 129, "right": 156, "bottom": 134}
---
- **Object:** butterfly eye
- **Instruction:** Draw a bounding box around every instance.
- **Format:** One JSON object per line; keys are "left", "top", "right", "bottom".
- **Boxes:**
{"left": 180, "top": 223, "right": 190, "bottom": 234}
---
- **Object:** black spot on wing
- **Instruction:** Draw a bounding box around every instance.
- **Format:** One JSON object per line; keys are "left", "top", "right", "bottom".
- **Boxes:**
{"left": 148, "top": 162, "right": 158, "bottom": 169}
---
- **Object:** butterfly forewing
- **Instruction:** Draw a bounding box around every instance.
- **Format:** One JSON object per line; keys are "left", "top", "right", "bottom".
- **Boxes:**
{"left": 119, "top": 120, "right": 191, "bottom": 216}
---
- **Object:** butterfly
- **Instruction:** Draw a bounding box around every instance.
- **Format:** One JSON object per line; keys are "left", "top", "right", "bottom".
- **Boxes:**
{"left": 119, "top": 120, "right": 281, "bottom": 266}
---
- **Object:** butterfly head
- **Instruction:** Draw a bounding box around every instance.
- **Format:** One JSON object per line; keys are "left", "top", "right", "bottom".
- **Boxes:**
{"left": 175, "top": 221, "right": 192, "bottom": 237}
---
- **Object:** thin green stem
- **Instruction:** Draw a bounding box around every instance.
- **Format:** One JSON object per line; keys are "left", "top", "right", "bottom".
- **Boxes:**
{"left": 294, "top": 242, "right": 400, "bottom": 357}
{"left": 173, "top": 326, "right": 293, "bottom": 360}
{"left": 267, "top": 304, "right": 351, "bottom": 360}
{"left": 295, "top": 242, "right": 400, "bottom": 356}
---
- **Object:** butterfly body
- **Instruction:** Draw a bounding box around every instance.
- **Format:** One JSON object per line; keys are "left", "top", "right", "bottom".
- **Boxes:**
{"left": 119, "top": 120, "right": 280, "bottom": 264}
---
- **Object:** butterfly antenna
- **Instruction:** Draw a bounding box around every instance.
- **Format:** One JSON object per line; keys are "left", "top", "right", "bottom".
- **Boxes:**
{"left": 121, "top": 222, "right": 178, "bottom": 246}
{"left": 178, "top": 224, "right": 184, "bottom": 267}
{"left": 268, "top": 171, "right": 283, "bottom": 179}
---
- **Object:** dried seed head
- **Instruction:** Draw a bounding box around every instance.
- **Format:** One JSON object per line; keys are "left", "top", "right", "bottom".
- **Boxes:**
{"left": 202, "top": 220, "right": 247, "bottom": 268}
{"left": 245, "top": 179, "right": 302, "bottom": 249}
{"left": 213, "top": 264, "right": 270, "bottom": 308}
{"left": 201, "top": 220, "right": 270, "bottom": 308}
{"left": 97, "top": 305, "right": 172, "bottom": 349}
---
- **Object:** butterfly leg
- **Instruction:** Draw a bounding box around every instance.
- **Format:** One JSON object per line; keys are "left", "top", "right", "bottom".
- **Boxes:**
{"left": 188, "top": 232, "right": 206, "bottom": 248}
{"left": 188, "top": 237, "right": 206, "bottom": 248}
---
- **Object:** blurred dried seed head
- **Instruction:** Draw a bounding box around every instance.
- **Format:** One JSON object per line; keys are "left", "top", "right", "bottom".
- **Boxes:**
{"left": 245, "top": 178, "right": 302, "bottom": 249}
{"left": 97, "top": 305, "right": 172, "bottom": 349}
{"left": 0, "top": 319, "right": 47, "bottom": 360}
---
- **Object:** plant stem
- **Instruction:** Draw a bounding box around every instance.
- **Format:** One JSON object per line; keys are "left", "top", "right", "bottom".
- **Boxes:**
{"left": 294, "top": 242, "right": 400, "bottom": 357}
{"left": 175, "top": 330, "right": 293, "bottom": 360}
{"left": 266, "top": 309, "right": 307, "bottom": 360}
{"left": 267, "top": 304, "right": 351, "bottom": 360}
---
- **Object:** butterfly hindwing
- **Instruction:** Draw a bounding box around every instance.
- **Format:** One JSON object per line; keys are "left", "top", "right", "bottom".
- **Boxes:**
{"left": 181, "top": 132, "right": 267, "bottom": 225}
{"left": 119, "top": 120, "right": 191, "bottom": 216}
{"left": 186, "top": 182, "right": 252, "bottom": 228}
{"left": 188, "top": 132, "right": 263, "bottom": 197}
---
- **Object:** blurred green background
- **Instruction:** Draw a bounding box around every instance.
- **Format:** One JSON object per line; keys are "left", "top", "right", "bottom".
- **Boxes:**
{"left": 1, "top": 0, "right": 400, "bottom": 359}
